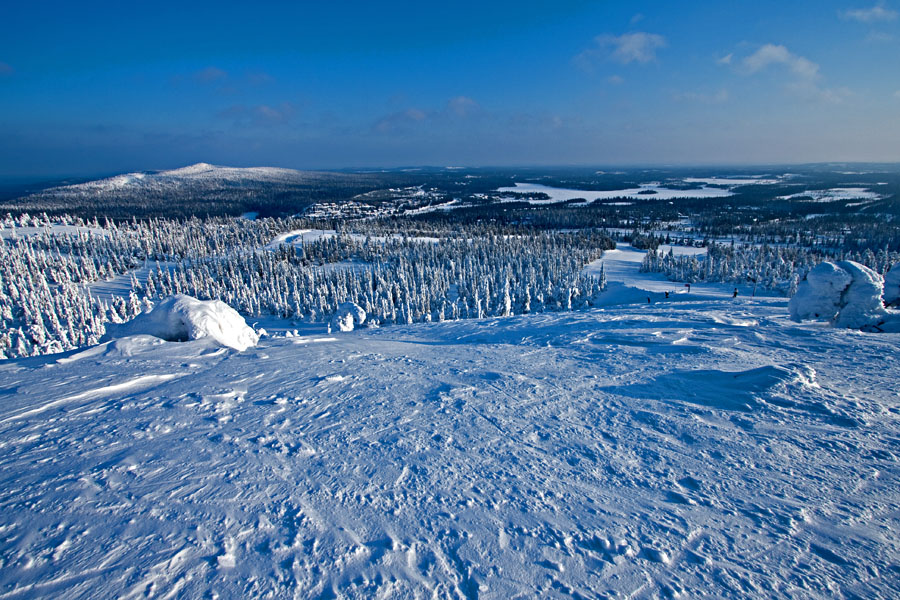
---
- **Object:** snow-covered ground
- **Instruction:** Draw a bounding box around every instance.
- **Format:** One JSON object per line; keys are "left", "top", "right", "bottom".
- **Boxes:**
{"left": 1, "top": 249, "right": 899, "bottom": 598}
{"left": 496, "top": 182, "right": 734, "bottom": 203}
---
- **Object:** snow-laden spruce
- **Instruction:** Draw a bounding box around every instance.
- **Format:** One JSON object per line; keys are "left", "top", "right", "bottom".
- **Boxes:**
{"left": 789, "top": 261, "right": 900, "bottom": 332}
{"left": 104, "top": 295, "right": 259, "bottom": 350}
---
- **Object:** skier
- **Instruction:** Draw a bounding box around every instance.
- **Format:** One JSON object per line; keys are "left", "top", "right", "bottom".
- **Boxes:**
{"left": 665, "top": 291, "right": 669, "bottom": 299}
{"left": 733, "top": 288, "right": 738, "bottom": 298}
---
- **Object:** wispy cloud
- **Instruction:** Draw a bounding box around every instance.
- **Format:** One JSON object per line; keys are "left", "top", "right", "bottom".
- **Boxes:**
{"left": 374, "top": 108, "right": 428, "bottom": 134}
{"left": 218, "top": 102, "right": 297, "bottom": 127}
{"left": 0, "top": 62, "right": 13, "bottom": 76}
{"left": 743, "top": 44, "right": 819, "bottom": 80}
{"left": 740, "top": 44, "right": 852, "bottom": 103}
{"left": 193, "top": 66, "right": 228, "bottom": 84}
{"left": 447, "top": 96, "right": 480, "bottom": 118}
{"left": 715, "top": 53, "right": 733, "bottom": 66}
{"left": 894, "top": 89, "right": 900, "bottom": 98}
{"left": 607, "top": 75, "right": 624, "bottom": 85}
{"left": 841, "top": 2, "right": 898, "bottom": 22}
{"left": 673, "top": 89, "right": 730, "bottom": 104}
{"left": 575, "top": 32, "right": 667, "bottom": 70}
{"left": 373, "top": 97, "right": 483, "bottom": 134}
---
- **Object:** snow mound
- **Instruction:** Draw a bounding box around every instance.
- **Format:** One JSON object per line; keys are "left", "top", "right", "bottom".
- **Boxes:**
{"left": 789, "top": 261, "right": 900, "bottom": 331}
{"left": 330, "top": 302, "right": 366, "bottom": 332}
{"left": 105, "top": 295, "right": 259, "bottom": 351}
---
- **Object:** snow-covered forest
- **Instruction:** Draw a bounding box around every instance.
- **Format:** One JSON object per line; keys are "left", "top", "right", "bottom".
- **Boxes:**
{"left": 0, "top": 213, "right": 613, "bottom": 358}
{"left": 640, "top": 242, "right": 900, "bottom": 295}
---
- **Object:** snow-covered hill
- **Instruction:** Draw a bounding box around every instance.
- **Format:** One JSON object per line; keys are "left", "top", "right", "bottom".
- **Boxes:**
{"left": 3, "top": 164, "right": 380, "bottom": 218}
{"left": 1, "top": 296, "right": 898, "bottom": 598}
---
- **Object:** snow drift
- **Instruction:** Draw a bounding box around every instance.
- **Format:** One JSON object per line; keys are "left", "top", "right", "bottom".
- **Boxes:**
{"left": 330, "top": 301, "right": 367, "bottom": 332}
{"left": 104, "top": 295, "right": 259, "bottom": 350}
{"left": 789, "top": 261, "right": 900, "bottom": 332}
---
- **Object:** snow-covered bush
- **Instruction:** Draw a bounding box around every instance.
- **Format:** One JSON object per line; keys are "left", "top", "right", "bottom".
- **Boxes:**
{"left": 789, "top": 261, "right": 900, "bottom": 332}
{"left": 330, "top": 302, "right": 366, "bottom": 332}
{"left": 104, "top": 295, "right": 259, "bottom": 351}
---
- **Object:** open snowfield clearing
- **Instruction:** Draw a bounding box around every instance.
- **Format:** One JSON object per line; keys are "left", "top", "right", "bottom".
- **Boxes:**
{"left": 496, "top": 182, "right": 734, "bottom": 203}
{"left": 681, "top": 177, "right": 781, "bottom": 186}
{"left": 778, "top": 188, "right": 882, "bottom": 202}
{"left": 267, "top": 229, "right": 440, "bottom": 250}
{"left": 1, "top": 292, "right": 899, "bottom": 597}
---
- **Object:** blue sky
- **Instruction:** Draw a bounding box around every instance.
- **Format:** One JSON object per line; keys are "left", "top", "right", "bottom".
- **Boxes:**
{"left": 1, "top": 0, "right": 899, "bottom": 177}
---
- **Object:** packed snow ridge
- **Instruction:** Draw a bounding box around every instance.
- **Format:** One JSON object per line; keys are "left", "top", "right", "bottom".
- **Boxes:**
{"left": 104, "top": 295, "right": 259, "bottom": 351}
{"left": 789, "top": 260, "right": 900, "bottom": 332}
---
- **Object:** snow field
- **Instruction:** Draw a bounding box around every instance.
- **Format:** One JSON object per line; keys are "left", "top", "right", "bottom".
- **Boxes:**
{"left": 1, "top": 298, "right": 899, "bottom": 598}
{"left": 497, "top": 182, "right": 734, "bottom": 203}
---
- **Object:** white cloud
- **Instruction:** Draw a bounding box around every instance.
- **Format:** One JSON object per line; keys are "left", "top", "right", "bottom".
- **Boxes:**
{"left": 743, "top": 44, "right": 820, "bottom": 80}
{"left": 841, "top": 2, "right": 898, "bottom": 22}
{"left": 607, "top": 75, "right": 624, "bottom": 85}
{"left": 740, "top": 44, "right": 854, "bottom": 103}
{"left": 576, "top": 32, "right": 667, "bottom": 69}
{"left": 716, "top": 53, "right": 733, "bottom": 66}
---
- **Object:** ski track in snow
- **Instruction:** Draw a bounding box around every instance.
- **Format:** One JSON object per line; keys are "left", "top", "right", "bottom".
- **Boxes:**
{"left": 1, "top": 253, "right": 900, "bottom": 598}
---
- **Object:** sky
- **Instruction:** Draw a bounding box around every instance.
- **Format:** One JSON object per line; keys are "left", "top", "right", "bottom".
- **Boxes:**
{"left": 1, "top": 0, "right": 899, "bottom": 177}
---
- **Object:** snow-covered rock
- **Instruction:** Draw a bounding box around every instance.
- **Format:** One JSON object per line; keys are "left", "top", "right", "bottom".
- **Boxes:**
{"left": 883, "top": 262, "right": 900, "bottom": 308}
{"left": 789, "top": 260, "right": 900, "bottom": 331}
{"left": 330, "top": 302, "right": 366, "bottom": 332}
{"left": 105, "top": 295, "right": 259, "bottom": 351}
{"left": 832, "top": 261, "right": 887, "bottom": 329}
{"left": 789, "top": 261, "right": 851, "bottom": 322}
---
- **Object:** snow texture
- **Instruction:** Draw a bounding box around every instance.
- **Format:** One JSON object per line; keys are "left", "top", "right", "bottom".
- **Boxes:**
{"left": 104, "top": 294, "right": 259, "bottom": 351}
{"left": 2, "top": 294, "right": 899, "bottom": 598}
{"left": 330, "top": 301, "right": 367, "bottom": 332}
{"left": 789, "top": 260, "right": 900, "bottom": 331}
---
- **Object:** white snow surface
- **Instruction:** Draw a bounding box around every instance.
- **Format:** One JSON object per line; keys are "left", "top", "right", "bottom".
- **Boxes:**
{"left": 496, "top": 182, "right": 734, "bottom": 203}
{"left": 104, "top": 295, "right": 259, "bottom": 351}
{"left": 2, "top": 261, "right": 900, "bottom": 598}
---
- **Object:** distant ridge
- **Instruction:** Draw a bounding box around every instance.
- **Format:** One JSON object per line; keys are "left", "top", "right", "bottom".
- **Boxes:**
{"left": 1, "top": 163, "right": 386, "bottom": 219}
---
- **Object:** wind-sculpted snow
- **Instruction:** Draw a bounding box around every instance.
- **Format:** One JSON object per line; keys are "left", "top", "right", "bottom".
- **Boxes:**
{"left": 104, "top": 295, "right": 259, "bottom": 351}
{"left": 1, "top": 299, "right": 899, "bottom": 598}
{"left": 790, "top": 260, "right": 900, "bottom": 331}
